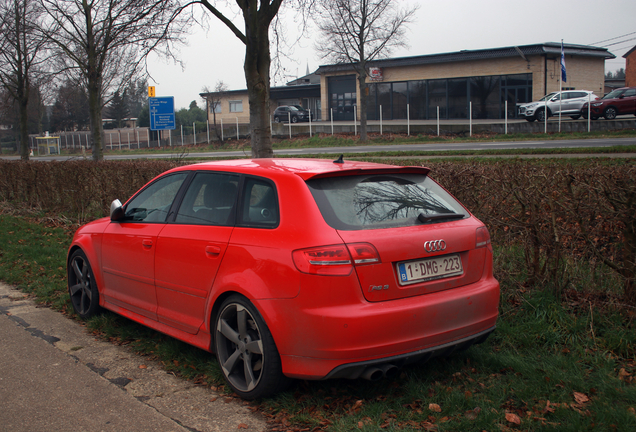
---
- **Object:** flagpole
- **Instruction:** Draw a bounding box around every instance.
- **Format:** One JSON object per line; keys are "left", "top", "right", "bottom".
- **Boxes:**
{"left": 559, "top": 40, "right": 567, "bottom": 133}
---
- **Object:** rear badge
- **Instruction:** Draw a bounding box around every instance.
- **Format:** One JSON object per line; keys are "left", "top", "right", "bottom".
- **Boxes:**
{"left": 424, "top": 239, "right": 446, "bottom": 253}
{"left": 369, "top": 284, "right": 390, "bottom": 292}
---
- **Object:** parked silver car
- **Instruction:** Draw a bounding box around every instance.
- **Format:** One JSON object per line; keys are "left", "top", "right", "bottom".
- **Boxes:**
{"left": 518, "top": 90, "right": 599, "bottom": 122}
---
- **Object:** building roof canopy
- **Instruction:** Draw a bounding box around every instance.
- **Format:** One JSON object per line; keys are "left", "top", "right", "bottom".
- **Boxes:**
{"left": 317, "top": 42, "right": 615, "bottom": 74}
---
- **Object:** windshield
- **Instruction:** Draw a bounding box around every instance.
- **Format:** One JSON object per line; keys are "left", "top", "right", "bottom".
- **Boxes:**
{"left": 602, "top": 89, "right": 623, "bottom": 99}
{"left": 307, "top": 173, "right": 469, "bottom": 230}
{"left": 539, "top": 92, "right": 558, "bottom": 102}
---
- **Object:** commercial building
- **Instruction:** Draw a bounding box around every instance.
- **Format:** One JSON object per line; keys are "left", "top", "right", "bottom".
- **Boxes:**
{"left": 201, "top": 42, "right": 614, "bottom": 124}
{"left": 624, "top": 44, "right": 636, "bottom": 87}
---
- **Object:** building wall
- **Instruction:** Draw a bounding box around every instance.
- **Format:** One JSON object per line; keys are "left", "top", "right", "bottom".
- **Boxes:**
{"left": 626, "top": 49, "right": 636, "bottom": 87}
{"left": 320, "top": 54, "right": 607, "bottom": 119}
{"left": 205, "top": 93, "right": 251, "bottom": 124}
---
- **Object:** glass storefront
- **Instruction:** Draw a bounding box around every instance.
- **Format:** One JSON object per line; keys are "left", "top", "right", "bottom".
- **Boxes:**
{"left": 365, "top": 73, "right": 532, "bottom": 120}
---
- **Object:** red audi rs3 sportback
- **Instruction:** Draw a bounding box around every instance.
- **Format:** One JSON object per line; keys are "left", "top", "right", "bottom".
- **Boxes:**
{"left": 67, "top": 158, "right": 499, "bottom": 399}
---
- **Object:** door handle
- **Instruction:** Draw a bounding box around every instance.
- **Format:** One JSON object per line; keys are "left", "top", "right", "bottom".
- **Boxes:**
{"left": 142, "top": 239, "right": 153, "bottom": 248}
{"left": 205, "top": 245, "right": 221, "bottom": 256}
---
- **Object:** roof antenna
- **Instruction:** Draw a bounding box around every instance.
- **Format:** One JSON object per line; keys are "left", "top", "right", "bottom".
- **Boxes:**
{"left": 333, "top": 154, "right": 344, "bottom": 164}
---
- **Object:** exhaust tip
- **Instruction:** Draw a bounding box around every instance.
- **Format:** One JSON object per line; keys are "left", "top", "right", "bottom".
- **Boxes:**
{"left": 361, "top": 367, "right": 383, "bottom": 381}
{"left": 381, "top": 364, "right": 399, "bottom": 379}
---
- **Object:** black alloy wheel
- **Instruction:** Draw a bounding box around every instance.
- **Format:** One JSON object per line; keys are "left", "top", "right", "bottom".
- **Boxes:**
{"left": 570, "top": 115, "right": 581, "bottom": 120}
{"left": 274, "top": 116, "right": 281, "bottom": 123}
{"left": 214, "top": 295, "right": 288, "bottom": 399}
{"left": 603, "top": 107, "right": 617, "bottom": 120}
{"left": 68, "top": 249, "right": 101, "bottom": 319}
{"left": 291, "top": 116, "right": 298, "bottom": 123}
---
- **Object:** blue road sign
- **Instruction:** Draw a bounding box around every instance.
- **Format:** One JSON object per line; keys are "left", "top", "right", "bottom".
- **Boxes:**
{"left": 149, "top": 97, "right": 176, "bottom": 130}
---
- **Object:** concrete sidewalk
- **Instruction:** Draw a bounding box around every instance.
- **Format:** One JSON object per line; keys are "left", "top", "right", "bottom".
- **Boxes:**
{"left": 0, "top": 282, "right": 266, "bottom": 432}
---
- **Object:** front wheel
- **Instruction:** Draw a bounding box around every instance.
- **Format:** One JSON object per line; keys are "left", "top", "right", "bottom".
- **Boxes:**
{"left": 291, "top": 116, "right": 298, "bottom": 123}
{"left": 525, "top": 117, "right": 535, "bottom": 122}
{"left": 214, "top": 295, "right": 288, "bottom": 399}
{"left": 68, "top": 249, "right": 102, "bottom": 319}
{"left": 536, "top": 109, "right": 548, "bottom": 122}
{"left": 570, "top": 115, "right": 581, "bottom": 120}
{"left": 603, "top": 107, "right": 617, "bottom": 120}
{"left": 274, "top": 116, "right": 280, "bottom": 123}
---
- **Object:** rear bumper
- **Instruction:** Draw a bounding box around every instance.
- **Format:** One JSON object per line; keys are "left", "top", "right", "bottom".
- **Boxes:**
{"left": 257, "top": 274, "right": 500, "bottom": 380}
{"left": 324, "top": 326, "right": 494, "bottom": 380}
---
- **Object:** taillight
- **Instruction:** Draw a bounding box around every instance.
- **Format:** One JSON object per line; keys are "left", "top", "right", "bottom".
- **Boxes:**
{"left": 293, "top": 243, "right": 380, "bottom": 276}
{"left": 475, "top": 226, "right": 491, "bottom": 249}
{"left": 347, "top": 243, "right": 380, "bottom": 264}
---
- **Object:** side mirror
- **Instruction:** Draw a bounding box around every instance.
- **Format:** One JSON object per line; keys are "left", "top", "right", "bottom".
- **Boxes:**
{"left": 110, "top": 199, "right": 124, "bottom": 222}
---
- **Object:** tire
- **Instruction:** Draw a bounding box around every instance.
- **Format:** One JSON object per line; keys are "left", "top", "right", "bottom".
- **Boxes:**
{"left": 591, "top": 116, "right": 599, "bottom": 121}
{"left": 274, "top": 116, "right": 280, "bottom": 123}
{"left": 68, "top": 249, "right": 102, "bottom": 319}
{"left": 536, "top": 109, "right": 548, "bottom": 122}
{"left": 291, "top": 116, "right": 298, "bottom": 123}
{"left": 603, "top": 107, "right": 617, "bottom": 120}
{"left": 214, "top": 295, "right": 288, "bottom": 399}
{"left": 570, "top": 115, "right": 580, "bottom": 120}
{"left": 525, "top": 117, "right": 535, "bottom": 122}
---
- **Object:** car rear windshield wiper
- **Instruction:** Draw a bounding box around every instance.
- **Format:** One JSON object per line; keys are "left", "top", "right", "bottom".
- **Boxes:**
{"left": 418, "top": 212, "right": 464, "bottom": 224}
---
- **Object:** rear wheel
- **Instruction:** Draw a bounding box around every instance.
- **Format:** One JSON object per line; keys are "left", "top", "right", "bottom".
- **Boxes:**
{"left": 274, "top": 116, "right": 280, "bottom": 123}
{"left": 525, "top": 117, "right": 535, "bottom": 122}
{"left": 214, "top": 295, "right": 288, "bottom": 399}
{"left": 68, "top": 250, "right": 102, "bottom": 319}
{"left": 291, "top": 116, "right": 298, "bottom": 123}
{"left": 570, "top": 115, "right": 580, "bottom": 120}
{"left": 603, "top": 107, "right": 617, "bottom": 120}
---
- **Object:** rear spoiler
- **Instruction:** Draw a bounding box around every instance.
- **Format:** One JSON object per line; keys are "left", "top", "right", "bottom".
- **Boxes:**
{"left": 296, "top": 166, "right": 430, "bottom": 181}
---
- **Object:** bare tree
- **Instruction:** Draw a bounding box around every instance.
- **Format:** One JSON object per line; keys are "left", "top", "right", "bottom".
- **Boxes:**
{"left": 0, "top": 0, "right": 49, "bottom": 160}
{"left": 315, "top": 0, "right": 418, "bottom": 141}
{"left": 202, "top": 80, "right": 228, "bottom": 144}
{"left": 193, "top": 1, "right": 314, "bottom": 158}
{"left": 40, "top": 0, "right": 189, "bottom": 160}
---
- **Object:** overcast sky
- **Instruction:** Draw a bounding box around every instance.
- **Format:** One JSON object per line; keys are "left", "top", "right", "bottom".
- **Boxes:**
{"left": 146, "top": 0, "right": 636, "bottom": 110}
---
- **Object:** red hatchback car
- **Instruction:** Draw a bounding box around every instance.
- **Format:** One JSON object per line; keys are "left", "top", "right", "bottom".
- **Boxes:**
{"left": 67, "top": 158, "right": 499, "bottom": 399}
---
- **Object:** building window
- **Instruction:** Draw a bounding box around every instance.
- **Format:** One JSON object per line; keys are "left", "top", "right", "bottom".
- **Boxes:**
{"left": 210, "top": 102, "right": 221, "bottom": 114}
{"left": 229, "top": 100, "right": 243, "bottom": 113}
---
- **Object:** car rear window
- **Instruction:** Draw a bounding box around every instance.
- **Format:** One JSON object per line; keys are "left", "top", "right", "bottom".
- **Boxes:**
{"left": 306, "top": 173, "right": 469, "bottom": 230}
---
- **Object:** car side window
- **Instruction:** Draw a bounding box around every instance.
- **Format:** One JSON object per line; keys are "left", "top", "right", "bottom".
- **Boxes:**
{"left": 624, "top": 89, "right": 636, "bottom": 97}
{"left": 175, "top": 172, "right": 239, "bottom": 226}
{"left": 238, "top": 177, "right": 279, "bottom": 228}
{"left": 124, "top": 173, "right": 188, "bottom": 223}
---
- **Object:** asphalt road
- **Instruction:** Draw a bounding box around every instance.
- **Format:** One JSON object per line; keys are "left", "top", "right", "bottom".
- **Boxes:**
{"left": 1, "top": 136, "right": 635, "bottom": 161}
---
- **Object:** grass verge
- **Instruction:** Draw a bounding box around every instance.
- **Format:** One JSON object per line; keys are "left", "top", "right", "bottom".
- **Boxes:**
{"left": 1, "top": 211, "right": 635, "bottom": 431}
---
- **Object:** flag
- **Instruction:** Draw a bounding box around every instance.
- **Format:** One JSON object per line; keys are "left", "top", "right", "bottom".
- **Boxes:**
{"left": 561, "top": 41, "right": 567, "bottom": 83}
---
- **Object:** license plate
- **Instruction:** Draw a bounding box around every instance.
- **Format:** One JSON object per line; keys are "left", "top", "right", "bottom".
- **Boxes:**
{"left": 397, "top": 254, "right": 463, "bottom": 285}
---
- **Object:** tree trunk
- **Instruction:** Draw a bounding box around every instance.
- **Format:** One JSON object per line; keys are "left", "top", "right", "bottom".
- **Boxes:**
{"left": 243, "top": 7, "right": 273, "bottom": 158}
{"left": 358, "top": 71, "right": 368, "bottom": 142}
{"left": 88, "top": 82, "right": 104, "bottom": 161}
{"left": 19, "top": 95, "right": 29, "bottom": 160}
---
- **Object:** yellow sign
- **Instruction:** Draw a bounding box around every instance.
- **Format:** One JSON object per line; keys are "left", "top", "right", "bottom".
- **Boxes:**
{"left": 148, "top": 86, "right": 156, "bottom": 97}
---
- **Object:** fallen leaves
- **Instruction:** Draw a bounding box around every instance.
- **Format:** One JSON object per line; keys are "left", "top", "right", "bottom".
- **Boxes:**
{"left": 505, "top": 412, "right": 521, "bottom": 425}
{"left": 428, "top": 403, "right": 441, "bottom": 413}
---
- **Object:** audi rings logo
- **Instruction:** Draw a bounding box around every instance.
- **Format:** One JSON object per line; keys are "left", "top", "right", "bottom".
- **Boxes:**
{"left": 424, "top": 240, "right": 446, "bottom": 253}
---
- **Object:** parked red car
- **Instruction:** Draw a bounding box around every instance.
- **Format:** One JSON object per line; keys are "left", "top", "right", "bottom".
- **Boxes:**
{"left": 67, "top": 158, "right": 500, "bottom": 399}
{"left": 581, "top": 86, "right": 636, "bottom": 120}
